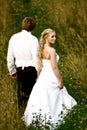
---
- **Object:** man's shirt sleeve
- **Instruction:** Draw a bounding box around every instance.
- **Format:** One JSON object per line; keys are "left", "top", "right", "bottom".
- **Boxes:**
{"left": 7, "top": 38, "right": 17, "bottom": 75}
{"left": 31, "top": 38, "right": 39, "bottom": 70}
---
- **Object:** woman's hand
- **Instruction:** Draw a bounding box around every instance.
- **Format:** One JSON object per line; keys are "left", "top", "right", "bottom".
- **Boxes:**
{"left": 58, "top": 81, "right": 63, "bottom": 89}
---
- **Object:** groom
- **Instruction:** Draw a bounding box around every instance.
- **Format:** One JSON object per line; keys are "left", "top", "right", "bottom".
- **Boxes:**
{"left": 7, "top": 17, "right": 39, "bottom": 114}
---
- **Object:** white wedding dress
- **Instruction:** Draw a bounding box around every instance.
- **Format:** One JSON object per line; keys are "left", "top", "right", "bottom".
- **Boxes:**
{"left": 22, "top": 54, "right": 77, "bottom": 129}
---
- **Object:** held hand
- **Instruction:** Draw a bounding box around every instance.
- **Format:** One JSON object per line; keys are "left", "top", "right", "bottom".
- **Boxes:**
{"left": 11, "top": 73, "right": 17, "bottom": 79}
{"left": 58, "top": 81, "right": 63, "bottom": 89}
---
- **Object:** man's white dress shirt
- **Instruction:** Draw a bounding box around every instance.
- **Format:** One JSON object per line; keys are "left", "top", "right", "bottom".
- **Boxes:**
{"left": 7, "top": 30, "right": 39, "bottom": 75}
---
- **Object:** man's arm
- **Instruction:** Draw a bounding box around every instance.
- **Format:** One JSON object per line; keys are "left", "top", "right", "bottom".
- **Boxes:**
{"left": 31, "top": 38, "right": 39, "bottom": 69}
{"left": 7, "top": 39, "right": 17, "bottom": 76}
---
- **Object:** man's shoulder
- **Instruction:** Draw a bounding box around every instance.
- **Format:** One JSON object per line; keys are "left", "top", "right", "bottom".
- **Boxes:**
{"left": 9, "top": 32, "right": 22, "bottom": 43}
{"left": 10, "top": 31, "right": 21, "bottom": 39}
{"left": 30, "top": 34, "right": 38, "bottom": 41}
{"left": 31, "top": 33, "right": 37, "bottom": 38}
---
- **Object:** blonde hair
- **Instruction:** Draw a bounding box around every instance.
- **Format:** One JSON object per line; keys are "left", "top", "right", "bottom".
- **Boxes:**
{"left": 37, "top": 28, "right": 55, "bottom": 69}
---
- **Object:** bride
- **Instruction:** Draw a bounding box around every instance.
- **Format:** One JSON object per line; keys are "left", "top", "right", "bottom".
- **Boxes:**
{"left": 22, "top": 28, "right": 77, "bottom": 129}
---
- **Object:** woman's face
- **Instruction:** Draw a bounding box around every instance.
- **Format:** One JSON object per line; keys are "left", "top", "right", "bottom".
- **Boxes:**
{"left": 46, "top": 32, "right": 56, "bottom": 45}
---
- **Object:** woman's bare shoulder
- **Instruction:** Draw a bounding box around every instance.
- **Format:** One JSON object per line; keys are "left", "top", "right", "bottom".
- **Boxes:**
{"left": 50, "top": 47, "right": 56, "bottom": 53}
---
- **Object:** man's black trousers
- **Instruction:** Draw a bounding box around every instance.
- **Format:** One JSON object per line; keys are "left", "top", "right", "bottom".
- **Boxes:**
{"left": 16, "top": 66, "right": 37, "bottom": 115}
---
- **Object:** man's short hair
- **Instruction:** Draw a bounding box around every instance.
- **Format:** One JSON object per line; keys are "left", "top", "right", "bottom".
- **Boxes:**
{"left": 22, "top": 17, "right": 36, "bottom": 31}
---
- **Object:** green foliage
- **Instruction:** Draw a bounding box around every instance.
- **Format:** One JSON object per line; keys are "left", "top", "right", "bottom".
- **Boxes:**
{"left": 0, "top": 0, "right": 87, "bottom": 130}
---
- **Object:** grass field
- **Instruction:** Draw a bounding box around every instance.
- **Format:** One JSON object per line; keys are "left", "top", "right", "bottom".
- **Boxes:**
{"left": 0, "top": 0, "right": 87, "bottom": 130}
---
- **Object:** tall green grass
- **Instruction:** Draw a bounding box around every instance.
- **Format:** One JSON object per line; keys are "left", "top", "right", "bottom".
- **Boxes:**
{"left": 0, "top": 0, "right": 87, "bottom": 129}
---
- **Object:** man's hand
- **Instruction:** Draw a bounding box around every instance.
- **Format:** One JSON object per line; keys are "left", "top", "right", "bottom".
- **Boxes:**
{"left": 11, "top": 73, "right": 17, "bottom": 79}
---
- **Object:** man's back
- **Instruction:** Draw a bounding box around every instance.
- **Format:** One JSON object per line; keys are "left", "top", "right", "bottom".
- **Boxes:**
{"left": 8, "top": 30, "right": 38, "bottom": 68}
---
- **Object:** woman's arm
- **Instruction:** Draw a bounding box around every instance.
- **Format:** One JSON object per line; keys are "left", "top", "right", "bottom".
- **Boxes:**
{"left": 50, "top": 48, "right": 63, "bottom": 89}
